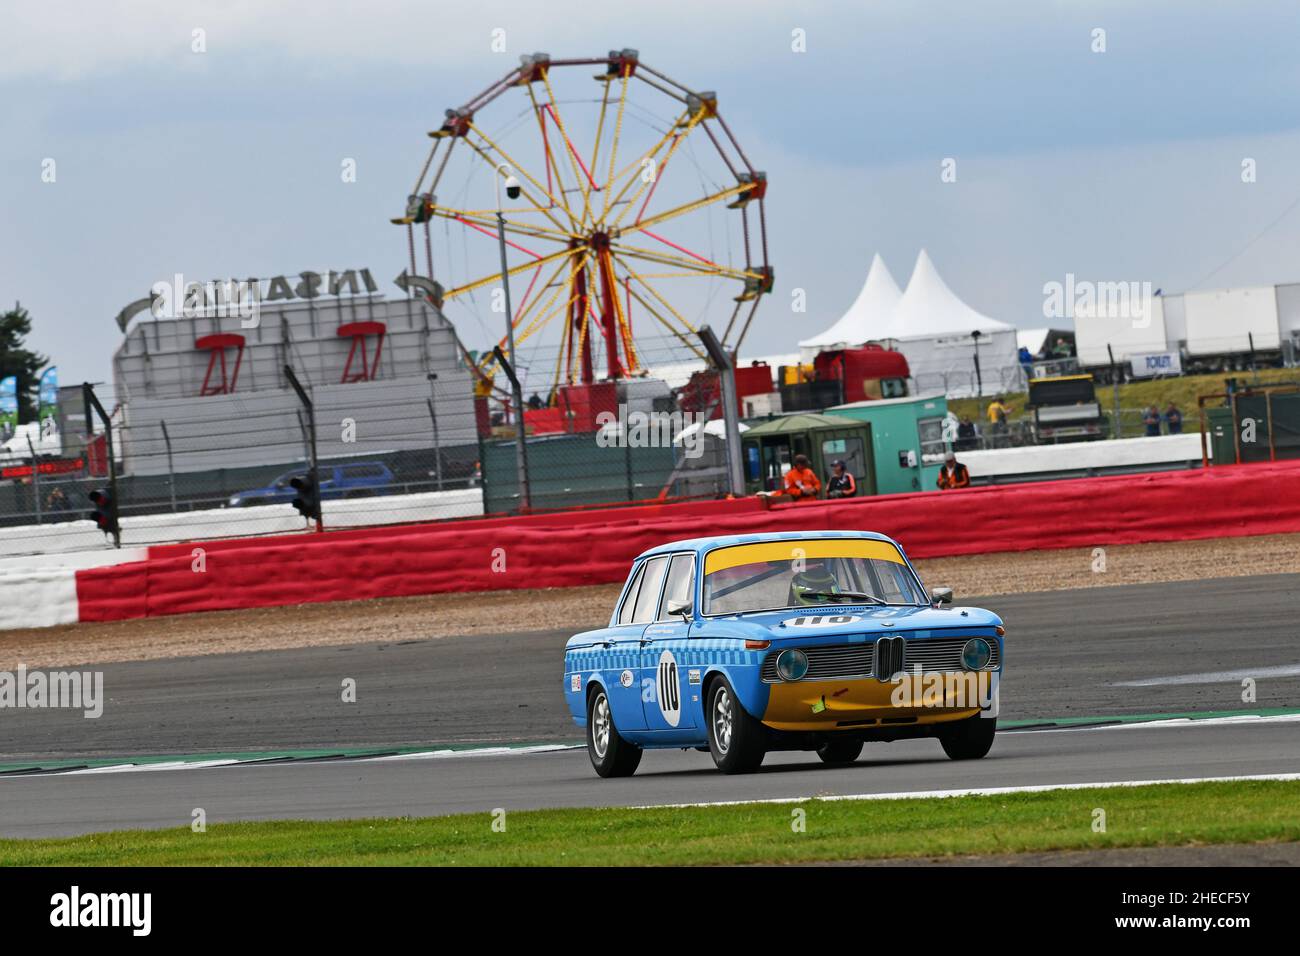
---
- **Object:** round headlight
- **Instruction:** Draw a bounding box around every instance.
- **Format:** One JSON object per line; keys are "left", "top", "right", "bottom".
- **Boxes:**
{"left": 961, "top": 638, "right": 992, "bottom": 671}
{"left": 775, "top": 648, "right": 809, "bottom": 682}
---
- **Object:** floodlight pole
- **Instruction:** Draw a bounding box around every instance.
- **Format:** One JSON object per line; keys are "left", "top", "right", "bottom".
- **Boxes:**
{"left": 496, "top": 162, "right": 531, "bottom": 510}
{"left": 698, "top": 326, "right": 745, "bottom": 497}
{"left": 284, "top": 364, "right": 322, "bottom": 533}
{"left": 82, "top": 382, "right": 121, "bottom": 548}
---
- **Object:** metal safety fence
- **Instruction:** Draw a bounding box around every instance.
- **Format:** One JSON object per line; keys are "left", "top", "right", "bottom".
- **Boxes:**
{"left": 0, "top": 372, "right": 739, "bottom": 557}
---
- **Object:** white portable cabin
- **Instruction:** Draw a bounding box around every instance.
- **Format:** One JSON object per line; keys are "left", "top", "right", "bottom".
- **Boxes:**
{"left": 1078, "top": 283, "right": 1300, "bottom": 366}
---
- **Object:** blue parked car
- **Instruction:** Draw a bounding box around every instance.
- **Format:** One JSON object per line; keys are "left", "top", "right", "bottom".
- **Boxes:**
{"left": 564, "top": 530, "right": 1004, "bottom": 776}
{"left": 227, "top": 461, "right": 394, "bottom": 507}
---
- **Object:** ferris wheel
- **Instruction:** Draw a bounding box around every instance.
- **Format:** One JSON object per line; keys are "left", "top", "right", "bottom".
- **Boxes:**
{"left": 393, "top": 49, "right": 772, "bottom": 396}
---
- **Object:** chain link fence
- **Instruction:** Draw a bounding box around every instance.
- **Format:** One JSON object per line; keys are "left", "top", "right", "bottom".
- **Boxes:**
{"left": 0, "top": 373, "right": 739, "bottom": 557}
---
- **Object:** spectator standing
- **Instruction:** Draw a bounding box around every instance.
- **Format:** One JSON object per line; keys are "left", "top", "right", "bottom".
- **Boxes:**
{"left": 1142, "top": 404, "right": 1161, "bottom": 437}
{"left": 782, "top": 454, "right": 821, "bottom": 500}
{"left": 987, "top": 398, "right": 1013, "bottom": 446}
{"left": 1164, "top": 402, "right": 1183, "bottom": 434}
{"left": 825, "top": 459, "right": 857, "bottom": 498}
{"left": 1018, "top": 346, "right": 1035, "bottom": 381}
{"left": 936, "top": 452, "right": 971, "bottom": 490}
{"left": 956, "top": 416, "right": 977, "bottom": 451}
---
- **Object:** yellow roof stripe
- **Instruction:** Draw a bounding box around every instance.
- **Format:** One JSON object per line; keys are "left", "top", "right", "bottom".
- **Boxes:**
{"left": 704, "top": 539, "right": 905, "bottom": 575}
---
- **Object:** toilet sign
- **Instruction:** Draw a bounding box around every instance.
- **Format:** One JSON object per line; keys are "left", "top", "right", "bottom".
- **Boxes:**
{"left": 1129, "top": 351, "right": 1181, "bottom": 378}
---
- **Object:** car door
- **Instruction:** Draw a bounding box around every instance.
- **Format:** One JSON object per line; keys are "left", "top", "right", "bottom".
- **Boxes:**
{"left": 640, "top": 552, "right": 698, "bottom": 734}
{"left": 319, "top": 467, "right": 342, "bottom": 500}
{"left": 598, "top": 560, "right": 657, "bottom": 733}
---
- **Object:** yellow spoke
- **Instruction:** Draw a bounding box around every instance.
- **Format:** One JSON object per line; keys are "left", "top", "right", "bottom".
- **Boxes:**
{"left": 463, "top": 124, "right": 577, "bottom": 234}
{"left": 599, "top": 111, "right": 691, "bottom": 226}
{"left": 617, "top": 182, "right": 753, "bottom": 237}
{"left": 588, "top": 76, "right": 613, "bottom": 208}
{"left": 427, "top": 205, "right": 579, "bottom": 243}
{"left": 540, "top": 71, "right": 596, "bottom": 230}
{"left": 610, "top": 243, "right": 759, "bottom": 281}
{"left": 615, "top": 268, "right": 706, "bottom": 360}
{"left": 513, "top": 255, "right": 582, "bottom": 342}
{"left": 597, "top": 250, "right": 637, "bottom": 373}
{"left": 613, "top": 270, "right": 729, "bottom": 280}
{"left": 612, "top": 254, "right": 700, "bottom": 337}
{"left": 443, "top": 246, "right": 579, "bottom": 300}
{"left": 608, "top": 111, "right": 705, "bottom": 230}
{"left": 600, "top": 67, "right": 632, "bottom": 223}
{"left": 525, "top": 83, "right": 576, "bottom": 230}
{"left": 510, "top": 251, "right": 579, "bottom": 330}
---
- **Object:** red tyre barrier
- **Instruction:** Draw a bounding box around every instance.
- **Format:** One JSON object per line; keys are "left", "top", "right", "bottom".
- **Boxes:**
{"left": 75, "top": 460, "right": 1300, "bottom": 624}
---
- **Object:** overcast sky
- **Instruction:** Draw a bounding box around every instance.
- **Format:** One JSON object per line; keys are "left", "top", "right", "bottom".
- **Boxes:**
{"left": 5, "top": 0, "right": 1300, "bottom": 386}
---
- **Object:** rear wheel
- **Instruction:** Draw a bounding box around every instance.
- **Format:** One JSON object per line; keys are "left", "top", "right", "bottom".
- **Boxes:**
{"left": 706, "top": 677, "right": 766, "bottom": 774}
{"left": 939, "top": 714, "right": 997, "bottom": 760}
{"left": 586, "top": 688, "right": 641, "bottom": 778}
{"left": 816, "top": 737, "right": 864, "bottom": 765}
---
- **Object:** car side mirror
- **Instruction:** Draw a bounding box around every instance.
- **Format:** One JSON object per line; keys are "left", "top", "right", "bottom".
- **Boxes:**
{"left": 931, "top": 587, "right": 954, "bottom": 607}
{"left": 667, "top": 599, "right": 692, "bottom": 622}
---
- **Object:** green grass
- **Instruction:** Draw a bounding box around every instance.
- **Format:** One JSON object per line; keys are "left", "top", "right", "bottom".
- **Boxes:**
{"left": 4, "top": 780, "right": 1298, "bottom": 866}
{"left": 946, "top": 367, "right": 1300, "bottom": 434}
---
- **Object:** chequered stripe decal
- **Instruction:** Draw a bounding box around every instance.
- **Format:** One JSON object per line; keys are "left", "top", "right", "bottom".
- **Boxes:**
{"left": 565, "top": 640, "right": 757, "bottom": 675}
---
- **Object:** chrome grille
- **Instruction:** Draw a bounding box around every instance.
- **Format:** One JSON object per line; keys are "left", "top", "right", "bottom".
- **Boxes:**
{"left": 905, "top": 636, "right": 1000, "bottom": 671}
{"left": 761, "top": 635, "right": 1000, "bottom": 682}
{"left": 874, "top": 636, "right": 906, "bottom": 680}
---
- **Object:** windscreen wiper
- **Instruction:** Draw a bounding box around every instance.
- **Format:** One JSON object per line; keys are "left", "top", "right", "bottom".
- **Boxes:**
{"left": 798, "top": 590, "right": 886, "bottom": 605}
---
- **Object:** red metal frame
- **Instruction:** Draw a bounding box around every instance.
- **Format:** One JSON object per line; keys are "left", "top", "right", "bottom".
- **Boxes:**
{"left": 195, "top": 333, "right": 246, "bottom": 395}
{"left": 337, "top": 321, "right": 387, "bottom": 383}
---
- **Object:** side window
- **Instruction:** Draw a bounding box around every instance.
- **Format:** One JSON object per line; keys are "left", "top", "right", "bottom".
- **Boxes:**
{"left": 617, "top": 563, "right": 646, "bottom": 626}
{"left": 918, "top": 417, "right": 947, "bottom": 464}
{"left": 657, "top": 554, "right": 696, "bottom": 621}
{"left": 631, "top": 556, "right": 670, "bottom": 624}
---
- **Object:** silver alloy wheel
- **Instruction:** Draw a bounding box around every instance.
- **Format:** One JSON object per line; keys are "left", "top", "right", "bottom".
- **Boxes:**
{"left": 592, "top": 693, "right": 611, "bottom": 758}
{"left": 713, "top": 686, "right": 734, "bottom": 755}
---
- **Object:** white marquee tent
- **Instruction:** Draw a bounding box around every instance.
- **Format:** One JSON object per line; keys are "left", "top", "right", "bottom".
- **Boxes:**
{"left": 800, "top": 249, "right": 1018, "bottom": 397}
{"left": 798, "top": 253, "right": 902, "bottom": 356}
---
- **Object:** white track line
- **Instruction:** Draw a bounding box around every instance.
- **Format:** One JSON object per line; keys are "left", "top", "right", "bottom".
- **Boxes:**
{"left": 5, "top": 714, "right": 1297, "bottom": 778}
{"left": 1114, "top": 663, "right": 1300, "bottom": 686}
{"left": 633, "top": 772, "right": 1300, "bottom": 810}
{"left": 64, "top": 759, "right": 242, "bottom": 775}
{"left": 1002, "top": 713, "right": 1300, "bottom": 734}
{"left": 0, "top": 745, "right": 583, "bottom": 778}
{"left": 368, "top": 744, "right": 581, "bottom": 762}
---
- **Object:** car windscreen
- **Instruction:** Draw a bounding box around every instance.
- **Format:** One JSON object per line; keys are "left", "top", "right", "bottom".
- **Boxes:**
{"left": 702, "top": 539, "right": 924, "bottom": 615}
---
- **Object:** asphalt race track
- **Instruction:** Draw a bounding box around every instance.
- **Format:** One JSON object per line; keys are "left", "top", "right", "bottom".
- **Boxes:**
{"left": 2, "top": 574, "right": 1300, "bottom": 838}
{"left": 2, "top": 722, "right": 1299, "bottom": 838}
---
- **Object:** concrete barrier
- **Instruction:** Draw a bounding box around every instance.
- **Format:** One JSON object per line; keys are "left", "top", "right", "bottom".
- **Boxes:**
{"left": 0, "top": 487, "right": 484, "bottom": 557}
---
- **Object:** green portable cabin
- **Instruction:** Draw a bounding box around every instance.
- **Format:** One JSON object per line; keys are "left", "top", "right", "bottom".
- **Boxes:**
{"left": 827, "top": 393, "right": 950, "bottom": 495}
{"left": 741, "top": 413, "right": 876, "bottom": 496}
{"left": 1205, "top": 389, "right": 1300, "bottom": 464}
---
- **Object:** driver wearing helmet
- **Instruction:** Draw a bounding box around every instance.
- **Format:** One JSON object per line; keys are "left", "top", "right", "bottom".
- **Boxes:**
{"left": 787, "top": 558, "right": 840, "bottom": 606}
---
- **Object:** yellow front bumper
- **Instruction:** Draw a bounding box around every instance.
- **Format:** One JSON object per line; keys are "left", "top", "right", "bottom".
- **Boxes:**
{"left": 761, "top": 676, "right": 985, "bottom": 732}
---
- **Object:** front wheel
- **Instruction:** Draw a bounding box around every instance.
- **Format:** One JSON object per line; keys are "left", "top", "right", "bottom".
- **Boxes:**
{"left": 586, "top": 689, "right": 641, "bottom": 778}
{"left": 706, "top": 678, "right": 766, "bottom": 774}
{"left": 939, "top": 714, "right": 997, "bottom": 760}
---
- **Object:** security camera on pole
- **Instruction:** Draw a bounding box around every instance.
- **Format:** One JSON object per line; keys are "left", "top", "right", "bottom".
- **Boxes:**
{"left": 495, "top": 162, "right": 531, "bottom": 509}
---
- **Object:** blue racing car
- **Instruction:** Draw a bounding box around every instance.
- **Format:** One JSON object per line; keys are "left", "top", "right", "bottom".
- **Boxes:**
{"left": 563, "top": 530, "right": 1004, "bottom": 776}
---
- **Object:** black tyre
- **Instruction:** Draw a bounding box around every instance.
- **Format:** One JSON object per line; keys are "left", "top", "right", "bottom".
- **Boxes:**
{"left": 586, "top": 688, "right": 641, "bottom": 778}
{"left": 816, "top": 737, "right": 864, "bottom": 765}
{"left": 706, "top": 677, "right": 767, "bottom": 774}
{"left": 939, "top": 714, "right": 997, "bottom": 760}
